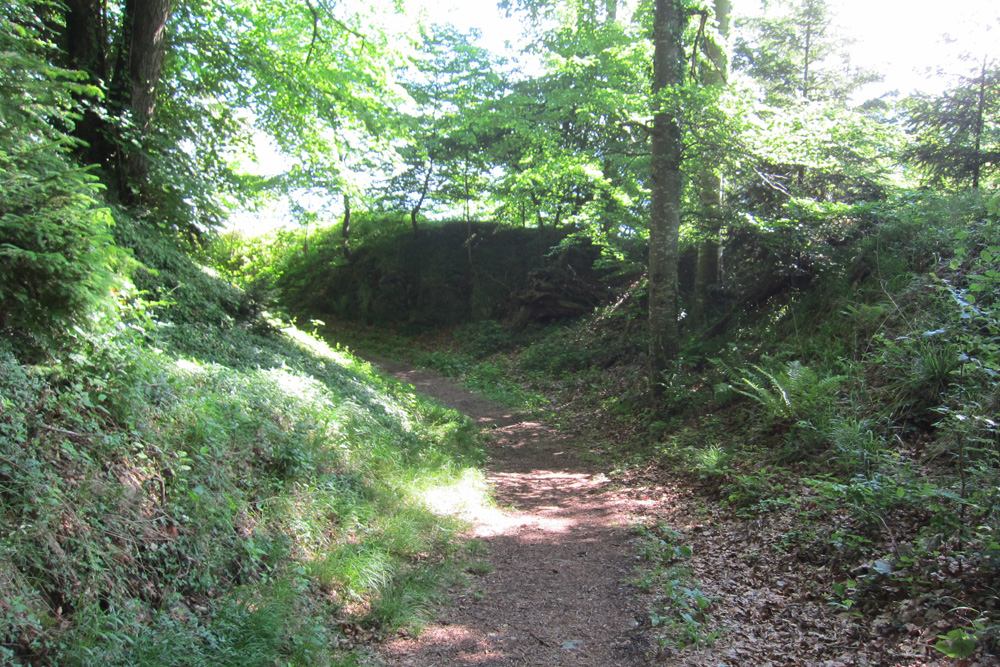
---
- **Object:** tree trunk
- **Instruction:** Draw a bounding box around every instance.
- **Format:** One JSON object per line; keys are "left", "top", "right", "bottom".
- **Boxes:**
{"left": 62, "top": 0, "right": 115, "bottom": 174}
{"left": 123, "top": 0, "right": 173, "bottom": 202}
{"left": 61, "top": 0, "right": 172, "bottom": 205}
{"left": 411, "top": 162, "right": 432, "bottom": 233}
{"left": 690, "top": 0, "right": 730, "bottom": 328}
{"left": 802, "top": 16, "right": 812, "bottom": 101}
{"left": 690, "top": 171, "right": 722, "bottom": 325}
{"left": 648, "top": 0, "right": 685, "bottom": 392}
{"left": 342, "top": 193, "right": 352, "bottom": 259}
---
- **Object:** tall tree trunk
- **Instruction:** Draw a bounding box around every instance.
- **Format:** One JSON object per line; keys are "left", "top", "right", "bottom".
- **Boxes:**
{"left": 342, "top": 193, "right": 352, "bottom": 259}
{"left": 690, "top": 173, "right": 722, "bottom": 325}
{"left": 790, "top": 0, "right": 818, "bottom": 191}
{"left": 648, "top": 0, "right": 685, "bottom": 392}
{"left": 123, "top": 0, "right": 173, "bottom": 203}
{"left": 62, "top": 0, "right": 115, "bottom": 173}
{"left": 690, "top": 0, "right": 730, "bottom": 328}
{"left": 411, "top": 164, "right": 432, "bottom": 233}
{"left": 62, "top": 0, "right": 172, "bottom": 205}
{"left": 802, "top": 17, "right": 812, "bottom": 101}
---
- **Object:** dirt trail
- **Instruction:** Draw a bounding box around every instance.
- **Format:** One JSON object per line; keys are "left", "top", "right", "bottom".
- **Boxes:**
{"left": 366, "top": 361, "right": 980, "bottom": 667}
{"left": 371, "top": 360, "right": 652, "bottom": 666}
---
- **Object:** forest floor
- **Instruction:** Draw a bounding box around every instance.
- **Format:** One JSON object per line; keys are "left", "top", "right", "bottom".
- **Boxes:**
{"left": 368, "top": 359, "right": 979, "bottom": 667}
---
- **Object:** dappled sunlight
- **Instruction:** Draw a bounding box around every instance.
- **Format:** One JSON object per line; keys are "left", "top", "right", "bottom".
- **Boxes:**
{"left": 282, "top": 325, "right": 354, "bottom": 367}
{"left": 172, "top": 357, "right": 208, "bottom": 374}
{"left": 415, "top": 462, "right": 622, "bottom": 540}
{"left": 262, "top": 365, "right": 334, "bottom": 406}
{"left": 382, "top": 623, "right": 510, "bottom": 665}
{"left": 417, "top": 467, "right": 491, "bottom": 518}
{"left": 368, "top": 358, "right": 650, "bottom": 665}
{"left": 469, "top": 503, "right": 578, "bottom": 539}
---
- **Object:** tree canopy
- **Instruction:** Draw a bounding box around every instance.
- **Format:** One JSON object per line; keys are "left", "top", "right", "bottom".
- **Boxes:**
{"left": 4, "top": 0, "right": 998, "bottom": 368}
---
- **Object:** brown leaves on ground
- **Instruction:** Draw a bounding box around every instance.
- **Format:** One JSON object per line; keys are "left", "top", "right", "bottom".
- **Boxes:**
{"left": 616, "top": 466, "right": 996, "bottom": 667}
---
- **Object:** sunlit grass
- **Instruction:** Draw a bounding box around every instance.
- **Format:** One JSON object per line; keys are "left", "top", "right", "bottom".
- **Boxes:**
{"left": 412, "top": 467, "right": 492, "bottom": 519}
{"left": 0, "top": 305, "right": 493, "bottom": 664}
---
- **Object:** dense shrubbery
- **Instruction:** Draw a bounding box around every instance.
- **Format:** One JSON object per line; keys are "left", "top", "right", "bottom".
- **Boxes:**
{"left": 0, "top": 4, "right": 124, "bottom": 354}
{"left": 653, "top": 190, "right": 1000, "bottom": 653}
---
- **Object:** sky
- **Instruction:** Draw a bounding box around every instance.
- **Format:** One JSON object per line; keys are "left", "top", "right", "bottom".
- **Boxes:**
{"left": 831, "top": 0, "right": 997, "bottom": 96}
{"left": 413, "top": 0, "right": 998, "bottom": 96}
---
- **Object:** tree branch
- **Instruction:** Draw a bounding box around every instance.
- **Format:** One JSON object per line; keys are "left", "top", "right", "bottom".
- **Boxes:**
{"left": 689, "top": 9, "right": 709, "bottom": 80}
{"left": 754, "top": 167, "right": 793, "bottom": 197}
{"left": 304, "top": 0, "right": 369, "bottom": 63}
{"left": 305, "top": 0, "right": 320, "bottom": 65}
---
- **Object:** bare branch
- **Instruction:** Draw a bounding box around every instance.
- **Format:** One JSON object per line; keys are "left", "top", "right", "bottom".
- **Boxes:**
{"left": 305, "top": 0, "right": 320, "bottom": 65}
{"left": 689, "top": 10, "right": 709, "bottom": 80}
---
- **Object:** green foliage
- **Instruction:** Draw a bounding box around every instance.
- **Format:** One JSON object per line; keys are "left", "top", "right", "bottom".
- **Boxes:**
{"left": 235, "top": 221, "right": 587, "bottom": 329}
{"left": 378, "top": 24, "right": 507, "bottom": 223}
{"left": 452, "top": 320, "right": 512, "bottom": 357}
{"left": 724, "top": 470, "right": 792, "bottom": 513}
{"left": 0, "top": 1, "right": 123, "bottom": 352}
{"left": 0, "top": 221, "right": 489, "bottom": 664}
{"left": 632, "top": 522, "right": 716, "bottom": 650}
{"left": 156, "top": 0, "right": 408, "bottom": 232}
{"left": 518, "top": 325, "right": 604, "bottom": 375}
{"left": 414, "top": 349, "right": 546, "bottom": 410}
{"left": 936, "top": 627, "right": 978, "bottom": 660}
{"left": 903, "top": 62, "right": 1000, "bottom": 188}
{"left": 827, "top": 417, "right": 890, "bottom": 477}
{"left": 733, "top": 0, "right": 880, "bottom": 106}
{"left": 729, "top": 360, "right": 845, "bottom": 455}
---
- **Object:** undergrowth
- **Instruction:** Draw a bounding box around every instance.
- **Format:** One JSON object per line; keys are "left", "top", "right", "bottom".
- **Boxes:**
{"left": 632, "top": 521, "right": 718, "bottom": 650}
{"left": 654, "top": 191, "right": 1000, "bottom": 660}
{"left": 0, "top": 222, "right": 489, "bottom": 665}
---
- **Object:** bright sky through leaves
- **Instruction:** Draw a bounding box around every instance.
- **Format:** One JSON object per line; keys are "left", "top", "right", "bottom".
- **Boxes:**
{"left": 833, "top": 0, "right": 998, "bottom": 96}
{"left": 416, "top": 0, "right": 997, "bottom": 96}
{"left": 233, "top": 0, "right": 998, "bottom": 235}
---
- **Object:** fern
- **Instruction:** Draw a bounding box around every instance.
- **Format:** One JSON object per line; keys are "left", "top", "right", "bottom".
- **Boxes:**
{"left": 733, "top": 361, "right": 846, "bottom": 425}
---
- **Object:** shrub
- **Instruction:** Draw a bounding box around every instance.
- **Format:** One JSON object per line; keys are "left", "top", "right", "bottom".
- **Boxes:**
{"left": 0, "top": 3, "right": 123, "bottom": 353}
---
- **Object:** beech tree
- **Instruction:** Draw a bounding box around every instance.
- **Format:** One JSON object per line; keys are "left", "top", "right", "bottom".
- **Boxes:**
{"left": 689, "top": 0, "right": 731, "bottom": 329}
{"left": 381, "top": 25, "right": 504, "bottom": 231}
{"left": 59, "top": 0, "right": 174, "bottom": 205}
{"left": 492, "top": 0, "right": 650, "bottom": 237}
{"left": 647, "top": 0, "right": 686, "bottom": 387}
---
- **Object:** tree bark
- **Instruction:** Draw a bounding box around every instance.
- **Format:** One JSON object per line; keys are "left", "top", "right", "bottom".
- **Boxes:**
{"left": 123, "top": 0, "right": 173, "bottom": 202}
{"left": 411, "top": 163, "right": 432, "bottom": 233}
{"left": 342, "top": 193, "right": 352, "bottom": 259}
{"left": 973, "top": 53, "right": 987, "bottom": 189}
{"left": 648, "top": 0, "right": 685, "bottom": 392}
{"left": 61, "top": 0, "right": 172, "bottom": 205}
{"left": 690, "top": 0, "right": 730, "bottom": 328}
{"left": 62, "top": 0, "right": 115, "bottom": 173}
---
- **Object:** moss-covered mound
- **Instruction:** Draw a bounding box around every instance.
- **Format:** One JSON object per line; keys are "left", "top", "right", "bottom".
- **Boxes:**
{"left": 279, "top": 223, "right": 605, "bottom": 328}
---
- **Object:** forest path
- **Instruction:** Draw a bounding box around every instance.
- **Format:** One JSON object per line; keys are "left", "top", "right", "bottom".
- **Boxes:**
{"left": 369, "top": 359, "right": 653, "bottom": 666}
